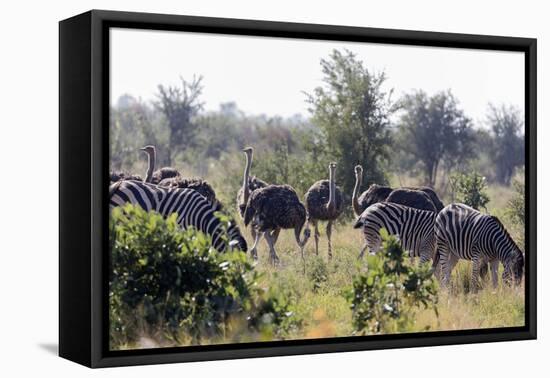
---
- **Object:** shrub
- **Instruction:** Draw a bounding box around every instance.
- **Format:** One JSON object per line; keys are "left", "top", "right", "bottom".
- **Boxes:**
{"left": 346, "top": 230, "right": 438, "bottom": 335}
{"left": 507, "top": 174, "right": 525, "bottom": 229}
{"left": 109, "top": 204, "right": 298, "bottom": 347}
{"left": 450, "top": 171, "right": 490, "bottom": 210}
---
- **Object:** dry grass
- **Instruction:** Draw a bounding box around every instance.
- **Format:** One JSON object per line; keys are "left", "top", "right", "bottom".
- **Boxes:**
{"left": 231, "top": 217, "right": 525, "bottom": 340}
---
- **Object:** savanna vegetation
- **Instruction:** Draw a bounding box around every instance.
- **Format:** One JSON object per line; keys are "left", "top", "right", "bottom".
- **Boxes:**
{"left": 109, "top": 49, "right": 526, "bottom": 350}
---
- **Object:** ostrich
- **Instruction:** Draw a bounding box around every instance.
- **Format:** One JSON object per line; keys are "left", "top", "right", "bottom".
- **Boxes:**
{"left": 243, "top": 184, "right": 310, "bottom": 264}
{"left": 109, "top": 171, "right": 142, "bottom": 184}
{"left": 385, "top": 189, "right": 436, "bottom": 212}
{"left": 236, "top": 147, "right": 269, "bottom": 253}
{"left": 305, "top": 162, "right": 344, "bottom": 259}
{"left": 159, "top": 176, "right": 220, "bottom": 209}
{"left": 352, "top": 166, "right": 392, "bottom": 216}
{"left": 236, "top": 147, "right": 268, "bottom": 218}
{"left": 140, "top": 145, "right": 180, "bottom": 184}
{"left": 351, "top": 164, "right": 444, "bottom": 214}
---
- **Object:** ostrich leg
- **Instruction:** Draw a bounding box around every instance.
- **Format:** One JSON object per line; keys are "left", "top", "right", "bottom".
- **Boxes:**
{"left": 326, "top": 220, "right": 333, "bottom": 260}
{"left": 271, "top": 228, "right": 281, "bottom": 245}
{"left": 264, "top": 230, "right": 280, "bottom": 265}
{"left": 249, "top": 229, "right": 262, "bottom": 260}
{"left": 312, "top": 220, "right": 320, "bottom": 256}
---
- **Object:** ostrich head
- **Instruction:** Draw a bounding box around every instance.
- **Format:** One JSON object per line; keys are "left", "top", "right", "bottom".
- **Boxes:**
{"left": 329, "top": 161, "right": 337, "bottom": 174}
{"left": 140, "top": 145, "right": 155, "bottom": 155}
{"left": 327, "top": 162, "right": 337, "bottom": 211}
{"left": 354, "top": 164, "right": 363, "bottom": 177}
{"left": 242, "top": 146, "right": 253, "bottom": 156}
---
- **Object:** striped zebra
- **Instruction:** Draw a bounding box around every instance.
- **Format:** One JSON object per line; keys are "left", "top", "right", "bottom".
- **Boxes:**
{"left": 434, "top": 203, "right": 524, "bottom": 290}
{"left": 353, "top": 202, "right": 437, "bottom": 264}
{"left": 109, "top": 180, "right": 247, "bottom": 252}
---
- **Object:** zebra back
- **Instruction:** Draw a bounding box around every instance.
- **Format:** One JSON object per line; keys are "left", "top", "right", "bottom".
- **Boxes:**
{"left": 109, "top": 180, "right": 247, "bottom": 252}
{"left": 356, "top": 202, "right": 436, "bottom": 262}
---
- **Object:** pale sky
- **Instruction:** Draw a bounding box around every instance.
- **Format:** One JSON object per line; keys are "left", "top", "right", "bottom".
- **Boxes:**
{"left": 110, "top": 28, "right": 525, "bottom": 126}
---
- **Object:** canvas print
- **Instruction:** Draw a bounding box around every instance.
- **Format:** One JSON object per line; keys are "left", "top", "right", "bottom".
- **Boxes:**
{"left": 108, "top": 28, "right": 526, "bottom": 351}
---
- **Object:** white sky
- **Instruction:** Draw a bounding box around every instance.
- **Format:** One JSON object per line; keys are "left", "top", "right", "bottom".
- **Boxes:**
{"left": 110, "top": 28, "right": 525, "bottom": 126}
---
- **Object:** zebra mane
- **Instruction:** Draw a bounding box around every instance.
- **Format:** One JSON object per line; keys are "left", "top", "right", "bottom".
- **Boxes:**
{"left": 490, "top": 215, "right": 523, "bottom": 256}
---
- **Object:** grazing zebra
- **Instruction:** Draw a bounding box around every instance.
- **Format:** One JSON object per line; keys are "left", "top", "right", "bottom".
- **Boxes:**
{"left": 434, "top": 203, "right": 524, "bottom": 290}
{"left": 109, "top": 180, "right": 247, "bottom": 252}
{"left": 353, "top": 202, "right": 437, "bottom": 264}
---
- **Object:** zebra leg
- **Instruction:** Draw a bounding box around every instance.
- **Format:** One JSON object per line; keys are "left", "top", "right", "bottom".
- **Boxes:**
{"left": 490, "top": 260, "right": 500, "bottom": 289}
{"left": 249, "top": 230, "right": 262, "bottom": 260}
{"left": 471, "top": 258, "right": 482, "bottom": 293}
{"left": 264, "top": 230, "right": 280, "bottom": 265}
{"left": 479, "top": 262, "right": 489, "bottom": 281}
{"left": 442, "top": 253, "right": 458, "bottom": 289}
{"left": 326, "top": 221, "right": 333, "bottom": 260}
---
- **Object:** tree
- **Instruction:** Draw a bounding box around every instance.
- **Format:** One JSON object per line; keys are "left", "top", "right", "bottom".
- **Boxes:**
{"left": 306, "top": 49, "right": 394, "bottom": 198}
{"left": 449, "top": 171, "right": 490, "bottom": 211}
{"left": 110, "top": 95, "right": 157, "bottom": 171}
{"left": 397, "top": 90, "right": 474, "bottom": 187}
{"left": 155, "top": 75, "right": 204, "bottom": 166}
{"left": 487, "top": 104, "right": 524, "bottom": 185}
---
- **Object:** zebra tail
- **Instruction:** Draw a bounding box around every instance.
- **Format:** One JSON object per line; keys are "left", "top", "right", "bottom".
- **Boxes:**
{"left": 431, "top": 249, "right": 440, "bottom": 271}
{"left": 109, "top": 180, "right": 123, "bottom": 198}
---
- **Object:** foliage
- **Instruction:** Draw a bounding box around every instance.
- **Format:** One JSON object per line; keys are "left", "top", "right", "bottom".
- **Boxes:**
{"left": 253, "top": 139, "right": 326, "bottom": 196}
{"left": 507, "top": 172, "right": 525, "bottom": 228}
{"left": 247, "top": 287, "right": 302, "bottom": 339}
{"left": 110, "top": 95, "right": 164, "bottom": 171}
{"left": 487, "top": 104, "right": 524, "bottom": 185}
{"left": 306, "top": 49, "right": 394, "bottom": 199}
{"left": 396, "top": 90, "right": 475, "bottom": 187}
{"left": 506, "top": 170, "right": 525, "bottom": 249}
{"left": 155, "top": 75, "right": 204, "bottom": 165}
{"left": 449, "top": 171, "right": 490, "bottom": 210}
{"left": 346, "top": 230, "right": 438, "bottom": 335}
{"left": 109, "top": 204, "right": 298, "bottom": 347}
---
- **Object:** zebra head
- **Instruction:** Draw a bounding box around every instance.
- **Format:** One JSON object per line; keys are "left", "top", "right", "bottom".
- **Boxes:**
{"left": 503, "top": 252, "right": 524, "bottom": 286}
{"left": 226, "top": 220, "right": 248, "bottom": 252}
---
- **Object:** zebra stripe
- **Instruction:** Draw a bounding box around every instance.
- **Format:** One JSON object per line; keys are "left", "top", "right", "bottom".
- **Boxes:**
{"left": 435, "top": 203, "right": 524, "bottom": 289}
{"left": 355, "top": 202, "right": 437, "bottom": 263}
{"left": 109, "top": 180, "right": 247, "bottom": 252}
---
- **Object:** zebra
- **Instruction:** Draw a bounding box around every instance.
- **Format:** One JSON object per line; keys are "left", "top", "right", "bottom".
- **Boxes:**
{"left": 353, "top": 202, "right": 437, "bottom": 264}
{"left": 434, "top": 203, "right": 524, "bottom": 290}
{"left": 109, "top": 180, "right": 247, "bottom": 252}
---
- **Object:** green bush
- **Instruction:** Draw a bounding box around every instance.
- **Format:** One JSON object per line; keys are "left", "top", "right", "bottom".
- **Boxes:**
{"left": 109, "top": 204, "right": 298, "bottom": 347}
{"left": 346, "top": 230, "right": 438, "bottom": 335}
{"left": 450, "top": 171, "right": 490, "bottom": 210}
{"left": 507, "top": 173, "right": 525, "bottom": 229}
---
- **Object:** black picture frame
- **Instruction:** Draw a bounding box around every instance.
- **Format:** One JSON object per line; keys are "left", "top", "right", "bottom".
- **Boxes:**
{"left": 59, "top": 9, "right": 537, "bottom": 368}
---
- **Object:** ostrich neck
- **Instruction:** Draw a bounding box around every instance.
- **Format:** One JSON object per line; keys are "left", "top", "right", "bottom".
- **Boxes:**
{"left": 352, "top": 172, "right": 362, "bottom": 215}
{"left": 145, "top": 151, "right": 155, "bottom": 183}
{"left": 242, "top": 153, "right": 252, "bottom": 204}
{"left": 327, "top": 169, "right": 336, "bottom": 211}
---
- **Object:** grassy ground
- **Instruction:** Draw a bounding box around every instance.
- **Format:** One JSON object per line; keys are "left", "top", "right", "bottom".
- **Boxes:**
{"left": 245, "top": 219, "right": 524, "bottom": 337}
